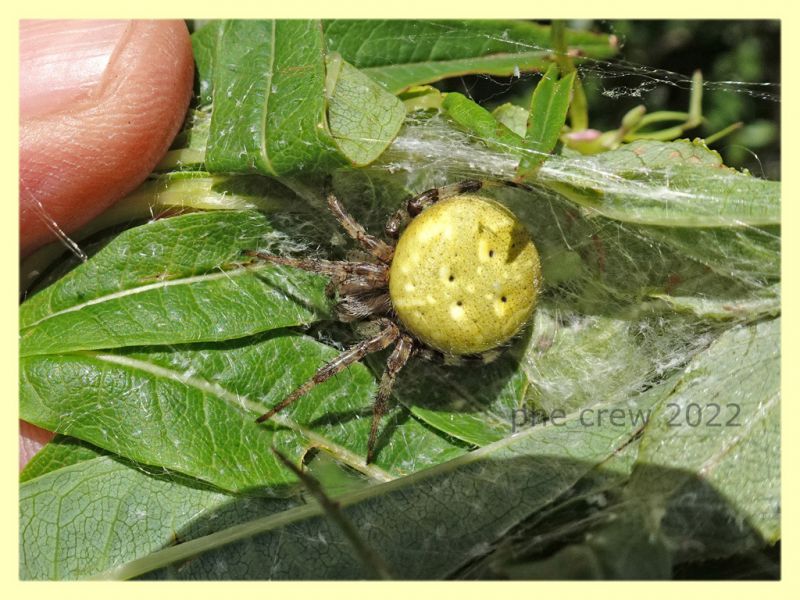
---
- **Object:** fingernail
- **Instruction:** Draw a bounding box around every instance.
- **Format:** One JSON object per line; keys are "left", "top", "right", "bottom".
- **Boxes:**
{"left": 20, "top": 20, "right": 131, "bottom": 119}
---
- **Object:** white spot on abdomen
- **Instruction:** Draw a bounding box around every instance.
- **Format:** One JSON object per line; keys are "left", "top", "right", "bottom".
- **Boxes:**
{"left": 450, "top": 303, "right": 465, "bottom": 320}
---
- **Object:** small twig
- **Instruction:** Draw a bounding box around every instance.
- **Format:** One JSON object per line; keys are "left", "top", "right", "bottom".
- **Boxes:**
{"left": 272, "top": 448, "right": 393, "bottom": 580}
{"left": 551, "top": 19, "right": 589, "bottom": 131}
{"left": 688, "top": 69, "right": 704, "bottom": 127}
{"left": 704, "top": 121, "right": 744, "bottom": 145}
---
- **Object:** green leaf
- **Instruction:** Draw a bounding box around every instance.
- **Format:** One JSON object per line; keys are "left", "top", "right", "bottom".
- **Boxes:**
{"left": 517, "top": 65, "right": 576, "bottom": 178}
{"left": 325, "top": 53, "right": 406, "bottom": 166}
{"left": 504, "top": 320, "right": 781, "bottom": 578}
{"left": 492, "top": 102, "right": 530, "bottom": 137}
{"left": 20, "top": 455, "right": 241, "bottom": 579}
{"left": 200, "top": 20, "right": 407, "bottom": 176}
{"left": 497, "top": 186, "right": 771, "bottom": 319}
{"left": 642, "top": 224, "right": 780, "bottom": 286}
{"left": 20, "top": 323, "right": 470, "bottom": 493}
{"left": 489, "top": 516, "right": 673, "bottom": 579}
{"left": 204, "top": 20, "right": 343, "bottom": 176}
{"left": 519, "top": 309, "right": 657, "bottom": 416}
{"left": 398, "top": 85, "right": 445, "bottom": 112}
{"left": 629, "top": 318, "right": 780, "bottom": 554}
{"left": 441, "top": 92, "right": 523, "bottom": 157}
{"left": 449, "top": 386, "right": 677, "bottom": 580}
{"left": 323, "top": 20, "right": 617, "bottom": 93}
{"left": 540, "top": 139, "right": 780, "bottom": 227}
{"left": 21, "top": 348, "right": 300, "bottom": 493}
{"left": 191, "top": 20, "right": 222, "bottom": 107}
{"left": 20, "top": 211, "right": 332, "bottom": 357}
{"left": 398, "top": 348, "right": 532, "bottom": 446}
{"left": 95, "top": 388, "right": 662, "bottom": 580}
{"left": 652, "top": 284, "right": 780, "bottom": 321}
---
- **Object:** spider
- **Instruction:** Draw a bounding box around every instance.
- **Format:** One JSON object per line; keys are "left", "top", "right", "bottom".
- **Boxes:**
{"left": 247, "top": 180, "right": 542, "bottom": 464}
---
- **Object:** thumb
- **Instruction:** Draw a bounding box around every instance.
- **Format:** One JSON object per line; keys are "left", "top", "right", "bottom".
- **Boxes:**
{"left": 19, "top": 20, "right": 194, "bottom": 256}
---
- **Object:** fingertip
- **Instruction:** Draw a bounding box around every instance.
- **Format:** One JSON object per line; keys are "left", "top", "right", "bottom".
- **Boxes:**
{"left": 20, "top": 20, "right": 194, "bottom": 256}
{"left": 19, "top": 420, "right": 55, "bottom": 472}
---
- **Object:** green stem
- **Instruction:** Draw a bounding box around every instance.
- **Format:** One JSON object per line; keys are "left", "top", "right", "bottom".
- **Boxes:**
{"left": 272, "top": 448, "right": 393, "bottom": 580}
{"left": 550, "top": 20, "right": 588, "bottom": 131}
{"left": 704, "top": 121, "right": 744, "bottom": 145}
{"left": 689, "top": 69, "right": 704, "bottom": 125}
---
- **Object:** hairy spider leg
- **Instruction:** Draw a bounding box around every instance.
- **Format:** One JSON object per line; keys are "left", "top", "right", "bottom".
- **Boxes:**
{"left": 255, "top": 319, "right": 400, "bottom": 423}
{"left": 367, "top": 333, "right": 415, "bottom": 464}
{"left": 245, "top": 250, "right": 390, "bottom": 322}
{"left": 327, "top": 193, "right": 395, "bottom": 263}
{"left": 414, "top": 346, "right": 505, "bottom": 367}
{"left": 244, "top": 251, "right": 388, "bottom": 283}
{"left": 384, "top": 179, "right": 484, "bottom": 239}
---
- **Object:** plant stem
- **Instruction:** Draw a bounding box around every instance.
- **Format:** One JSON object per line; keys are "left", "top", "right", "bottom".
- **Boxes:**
{"left": 272, "top": 448, "right": 394, "bottom": 580}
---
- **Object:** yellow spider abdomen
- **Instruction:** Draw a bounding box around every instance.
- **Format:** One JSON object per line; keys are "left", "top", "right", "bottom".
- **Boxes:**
{"left": 389, "top": 195, "right": 542, "bottom": 355}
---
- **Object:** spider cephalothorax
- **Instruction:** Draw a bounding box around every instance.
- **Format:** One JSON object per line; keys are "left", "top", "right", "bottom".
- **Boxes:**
{"left": 248, "top": 180, "right": 542, "bottom": 464}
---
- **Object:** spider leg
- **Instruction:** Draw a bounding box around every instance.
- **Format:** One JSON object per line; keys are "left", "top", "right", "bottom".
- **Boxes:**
{"left": 327, "top": 193, "right": 395, "bottom": 263}
{"left": 245, "top": 250, "right": 389, "bottom": 283}
{"left": 367, "top": 333, "right": 415, "bottom": 464}
{"left": 416, "top": 346, "right": 505, "bottom": 366}
{"left": 335, "top": 291, "right": 392, "bottom": 323}
{"left": 384, "top": 179, "right": 484, "bottom": 239}
{"left": 256, "top": 319, "right": 400, "bottom": 423}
